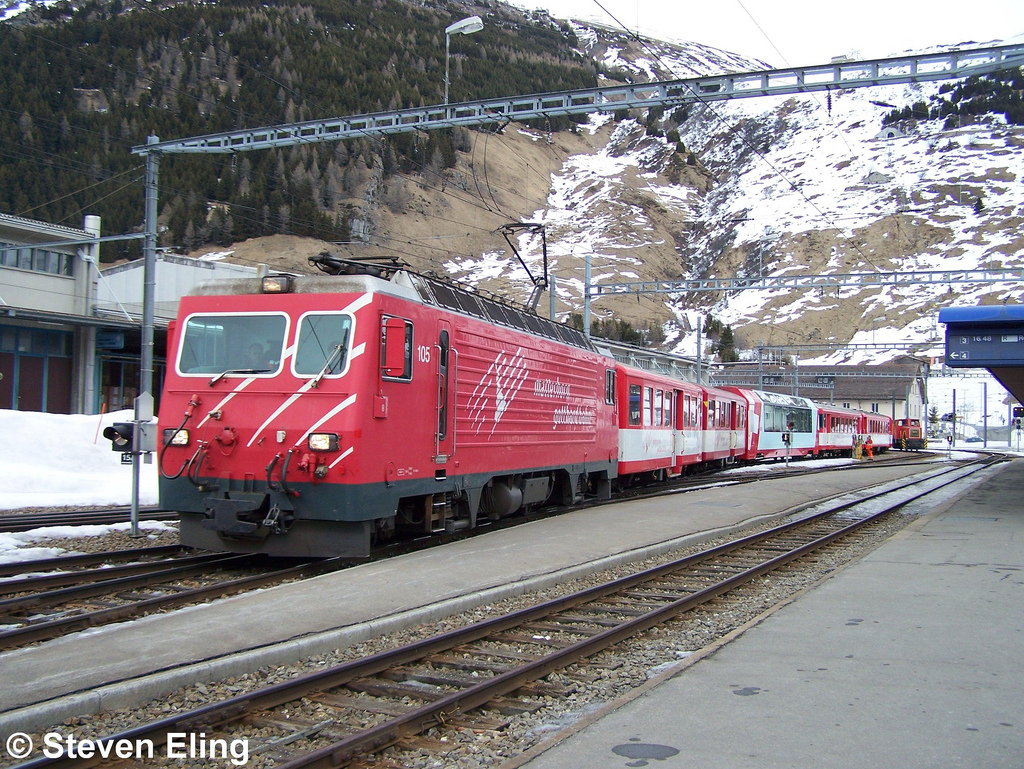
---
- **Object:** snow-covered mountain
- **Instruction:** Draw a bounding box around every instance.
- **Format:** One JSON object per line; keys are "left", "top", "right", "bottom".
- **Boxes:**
{"left": 441, "top": 22, "right": 1024, "bottom": 365}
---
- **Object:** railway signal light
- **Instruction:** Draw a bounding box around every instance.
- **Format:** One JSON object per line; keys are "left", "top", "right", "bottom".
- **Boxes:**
{"left": 103, "top": 422, "right": 135, "bottom": 452}
{"left": 102, "top": 421, "right": 158, "bottom": 455}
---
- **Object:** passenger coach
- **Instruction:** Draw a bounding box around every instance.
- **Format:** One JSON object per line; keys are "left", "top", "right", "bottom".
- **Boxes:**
{"left": 726, "top": 388, "right": 816, "bottom": 461}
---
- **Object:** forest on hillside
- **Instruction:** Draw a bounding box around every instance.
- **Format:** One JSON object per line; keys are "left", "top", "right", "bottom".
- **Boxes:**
{"left": 0, "top": 0, "right": 597, "bottom": 259}
{"left": 882, "top": 67, "right": 1024, "bottom": 127}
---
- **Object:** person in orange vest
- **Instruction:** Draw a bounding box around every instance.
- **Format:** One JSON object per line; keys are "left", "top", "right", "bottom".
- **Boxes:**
{"left": 864, "top": 434, "right": 874, "bottom": 460}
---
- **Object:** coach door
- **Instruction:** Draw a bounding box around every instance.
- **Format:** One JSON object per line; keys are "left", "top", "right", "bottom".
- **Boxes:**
{"left": 434, "top": 320, "right": 456, "bottom": 465}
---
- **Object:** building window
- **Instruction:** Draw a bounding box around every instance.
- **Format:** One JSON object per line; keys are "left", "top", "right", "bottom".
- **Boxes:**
{"left": 0, "top": 243, "right": 74, "bottom": 277}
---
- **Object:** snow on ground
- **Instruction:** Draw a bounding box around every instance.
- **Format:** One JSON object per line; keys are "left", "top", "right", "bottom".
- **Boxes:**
{"left": 0, "top": 408, "right": 165, "bottom": 564}
{"left": 0, "top": 522, "right": 173, "bottom": 566}
{"left": 0, "top": 408, "right": 159, "bottom": 511}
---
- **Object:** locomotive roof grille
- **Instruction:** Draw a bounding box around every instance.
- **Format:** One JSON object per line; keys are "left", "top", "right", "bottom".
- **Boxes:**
{"left": 187, "top": 265, "right": 594, "bottom": 352}
{"left": 404, "top": 272, "right": 594, "bottom": 352}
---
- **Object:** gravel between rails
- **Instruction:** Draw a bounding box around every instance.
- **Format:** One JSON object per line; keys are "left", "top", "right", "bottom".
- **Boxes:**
{"left": 0, "top": 517, "right": 179, "bottom": 557}
{"left": 0, "top": 509, "right": 920, "bottom": 769}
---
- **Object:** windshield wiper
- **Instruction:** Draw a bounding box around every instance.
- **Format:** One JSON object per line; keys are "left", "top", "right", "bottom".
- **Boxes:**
{"left": 309, "top": 344, "right": 345, "bottom": 388}
{"left": 208, "top": 368, "right": 271, "bottom": 387}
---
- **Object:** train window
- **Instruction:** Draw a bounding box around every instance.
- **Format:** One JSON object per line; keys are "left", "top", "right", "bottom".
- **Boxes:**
{"left": 380, "top": 316, "right": 413, "bottom": 381}
{"left": 629, "top": 385, "right": 641, "bottom": 426}
{"left": 664, "top": 392, "right": 673, "bottom": 426}
{"left": 643, "top": 387, "right": 652, "bottom": 427}
{"left": 708, "top": 400, "right": 716, "bottom": 428}
{"left": 605, "top": 370, "right": 616, "bottom": 405}
{"left": 789, "top": 408, "right": 812, "bottom": 434}
{"left": 683, "top": 395, "right": 690, "bottom": 428}
{"left": 177, "top": 313, "right": 287, "bottom": 376}
{"left": 654, "top": 390, "right": 663, "bottom": 427}
{"left": 295, "top": 313, "right": 352, "bottom": 377}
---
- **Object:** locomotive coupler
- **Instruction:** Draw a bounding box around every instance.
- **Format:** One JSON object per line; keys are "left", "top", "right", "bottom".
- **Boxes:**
{"left": 262, "top": 503, "right": 292, "bottom": 534}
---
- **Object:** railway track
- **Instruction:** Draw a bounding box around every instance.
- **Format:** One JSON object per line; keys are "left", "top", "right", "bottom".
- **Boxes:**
{"left": 0, "top": 507, "right": 174, "bottom": 533}
{"left": 0, "top": 550, "right": 344, "bottom": 651}
{"left": 0, "top": 451, "right": 945, "bottom": 652}
{"left": 15, "top": 455, "right": 1000, "bottom": 768}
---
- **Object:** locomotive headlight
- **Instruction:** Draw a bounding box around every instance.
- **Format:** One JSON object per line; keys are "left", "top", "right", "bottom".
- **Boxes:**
{"left": 308, "top": 433, "right": 340, "bottom": 451}
{"left": 163, "top": 428, "right": 190, "bottom": 447}
{"left": 261, "top": 275, "right": 294, "bottom": 293}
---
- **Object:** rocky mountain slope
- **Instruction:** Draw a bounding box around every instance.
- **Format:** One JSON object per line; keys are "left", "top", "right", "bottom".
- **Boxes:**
{"left": 10, "top": 0, "right": 1005, "bottom": 364}
{"left": 282, "top": 19, "right": 1023, "bottom": 364}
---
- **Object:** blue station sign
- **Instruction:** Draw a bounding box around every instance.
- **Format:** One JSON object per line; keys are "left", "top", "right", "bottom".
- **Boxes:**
{"left": 940, "top": 305, "right": 1024, "bottom": 367}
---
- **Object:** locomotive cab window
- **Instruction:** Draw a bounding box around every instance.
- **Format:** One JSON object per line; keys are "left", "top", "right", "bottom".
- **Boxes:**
{"left": 605, "top": 369, "right": 616, "bottom": 405}
{"left": 177, "top": 313, "right": 287, "bottom": 376}
{"left": 381, "top": 316, "right": 413, "bottom": 381}
{"left": 294, "top": 312, "right": 352, "bottom": 378}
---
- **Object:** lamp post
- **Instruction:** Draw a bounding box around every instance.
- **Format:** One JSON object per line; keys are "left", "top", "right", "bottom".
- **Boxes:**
{"left": 444, "top": 15, "right": 483, "bottom": 105}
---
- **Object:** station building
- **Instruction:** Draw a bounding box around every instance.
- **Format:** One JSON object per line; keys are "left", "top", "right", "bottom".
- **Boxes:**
{"left": 0, "top": 212, "right": 257, "bottom": 415}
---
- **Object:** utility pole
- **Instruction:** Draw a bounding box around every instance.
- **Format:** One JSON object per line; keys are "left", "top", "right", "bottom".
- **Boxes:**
{"left": 983, "top": 381, "right": 988, "bottom": 448}
{"left": 696, "top": 316, "right": 702, "bottom": 385}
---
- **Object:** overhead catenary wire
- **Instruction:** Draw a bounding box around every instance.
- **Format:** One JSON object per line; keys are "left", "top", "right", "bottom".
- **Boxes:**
{"left": 18, "top": 168, "right": 145, "bottom": 222}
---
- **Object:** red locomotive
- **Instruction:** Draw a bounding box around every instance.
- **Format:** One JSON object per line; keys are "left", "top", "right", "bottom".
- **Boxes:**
{"left": 159, "top": 267, "right": 617, "bottom": 557}
{"left": 156, "top": 264, "right": 899, "bottom": 558}
{"left": 892, "top": 418, "right": 927, "bottom": 450}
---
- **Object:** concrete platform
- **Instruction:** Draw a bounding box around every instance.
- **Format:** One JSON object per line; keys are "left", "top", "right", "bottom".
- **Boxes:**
{"left": 0, "top": 458, "right": 990, "bottom": 734}
{"left": 512, "top": 458, "right": 1024, "bottom": 769}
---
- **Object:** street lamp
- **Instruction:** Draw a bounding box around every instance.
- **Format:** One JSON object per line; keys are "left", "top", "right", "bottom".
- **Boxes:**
{"left": 444, "top": 15, "right": 483, "bottom": 105}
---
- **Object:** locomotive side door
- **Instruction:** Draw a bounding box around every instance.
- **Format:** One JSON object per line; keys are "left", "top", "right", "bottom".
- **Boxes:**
{"left": 434, "top": 320, "right": 456, "bottom": 464}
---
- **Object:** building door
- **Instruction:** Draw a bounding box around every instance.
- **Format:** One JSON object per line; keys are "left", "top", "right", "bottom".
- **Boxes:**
{"left": 17, "top": 356, "right": 44, "bottom": 411}
{"left": 0, "top": 325, "right": 74, "bottom": 413}
{"left": 0, "top": 351, "right": 13, "bottom": 409}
